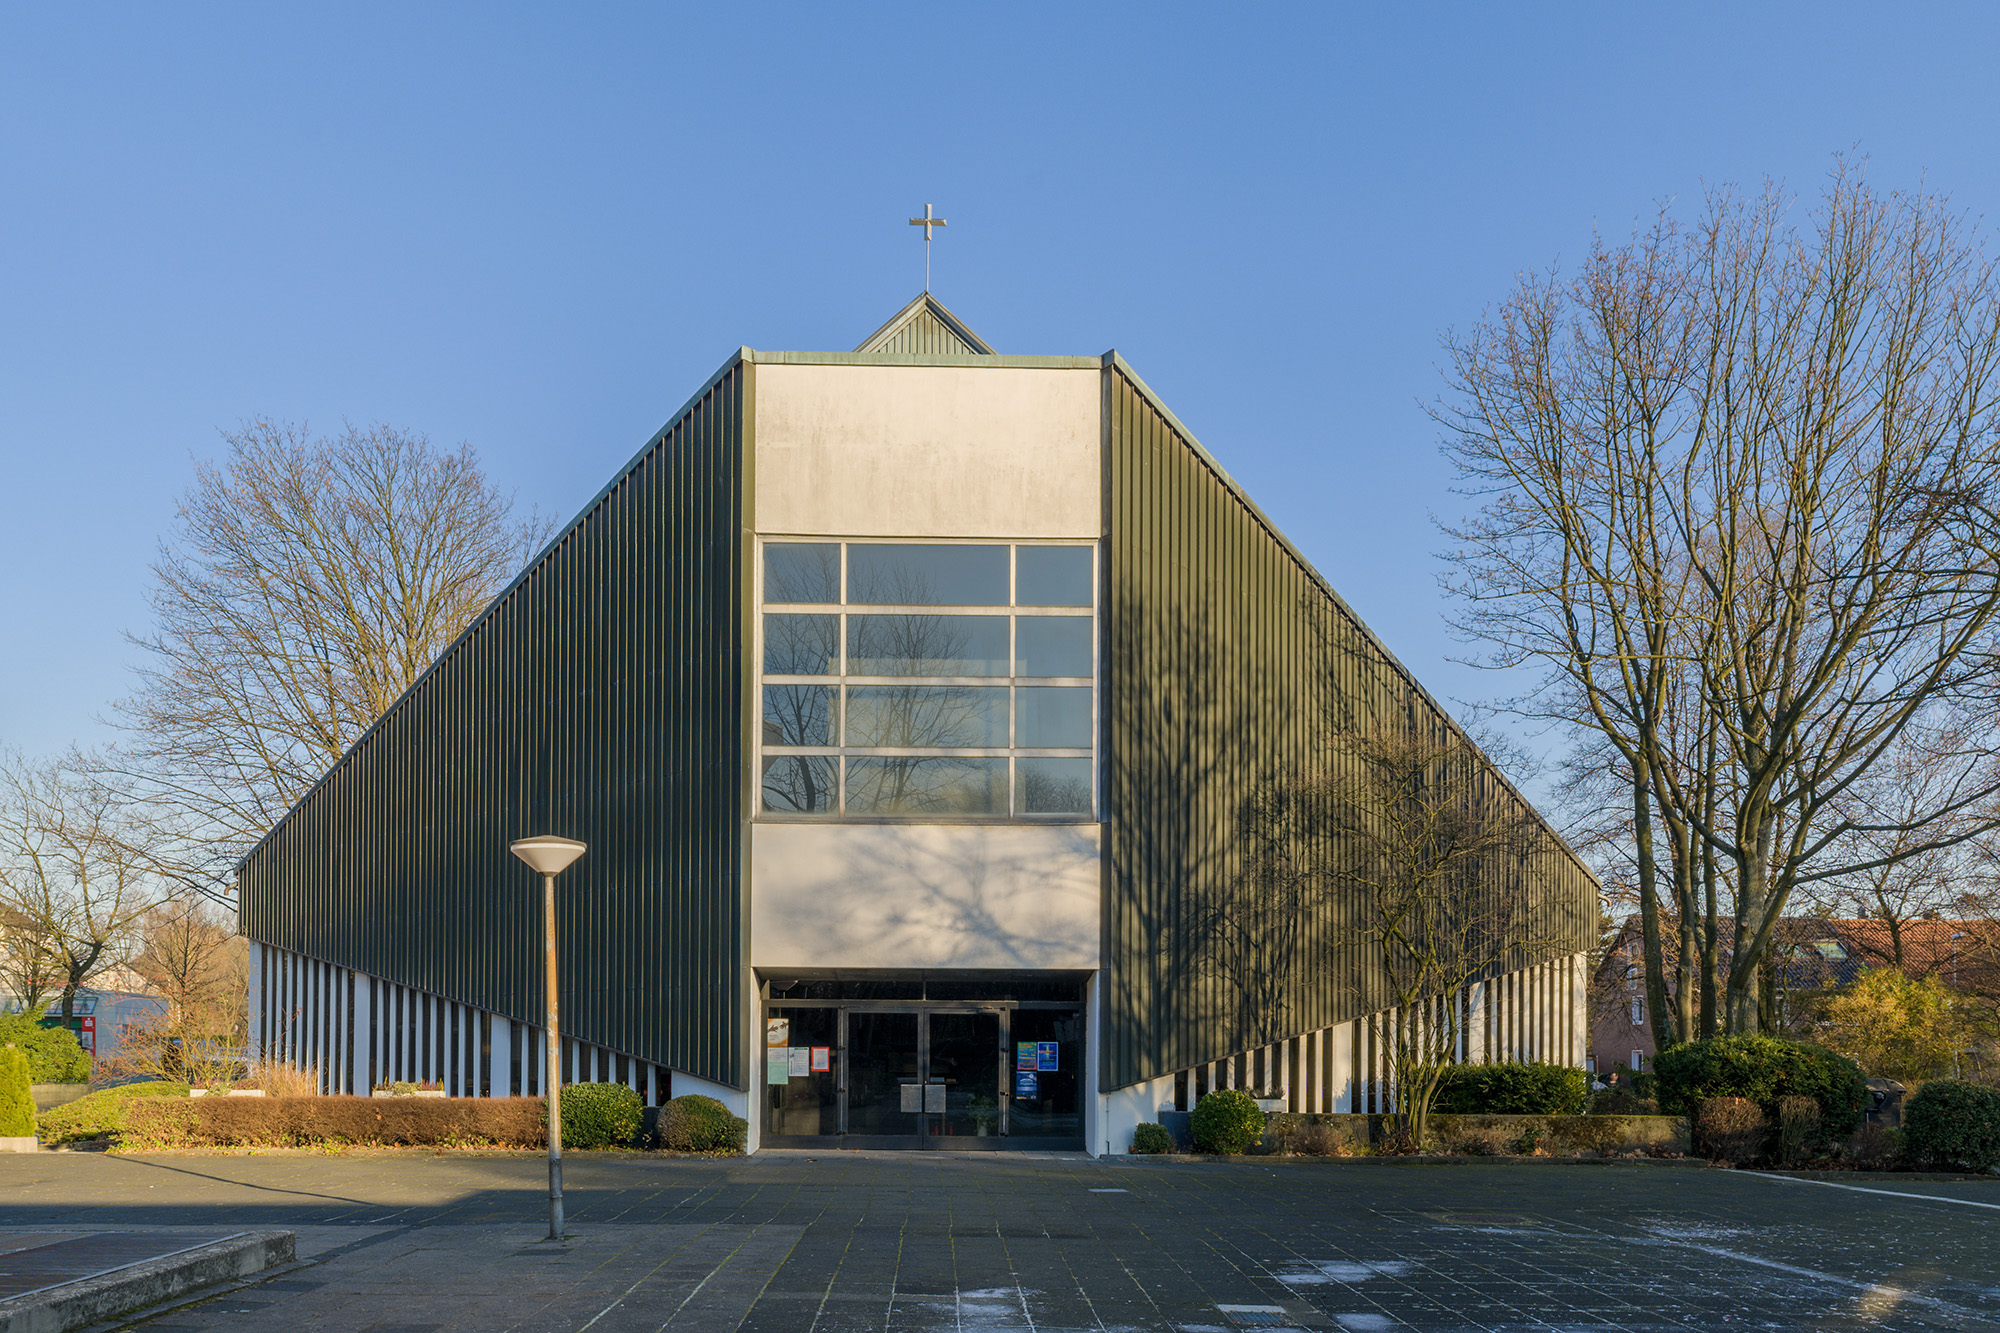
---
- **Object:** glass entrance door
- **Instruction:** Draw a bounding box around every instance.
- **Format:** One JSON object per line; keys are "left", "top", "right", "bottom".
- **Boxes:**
{"left": 834, "top": 1009, "right": 1003, "bottom": 1148}
{"left": 844, "top": 1011, "right": 921, "bottom": 1139}
{"left": 925, "top": 1011, "right": 1001, "bottom": 1145}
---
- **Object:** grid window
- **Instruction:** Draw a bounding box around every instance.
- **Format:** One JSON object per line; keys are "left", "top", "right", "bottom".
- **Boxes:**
{"left": 759, "top": 540, "right": 1097, "bottom": 819}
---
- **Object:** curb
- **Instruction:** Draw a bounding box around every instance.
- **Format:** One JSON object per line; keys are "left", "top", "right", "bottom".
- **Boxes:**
{"left": 1112, "top": 1154, "right": 1711, "bottom": 1167}
{"left": 0, "top": 1232, "right": 295, "bottom": 1333}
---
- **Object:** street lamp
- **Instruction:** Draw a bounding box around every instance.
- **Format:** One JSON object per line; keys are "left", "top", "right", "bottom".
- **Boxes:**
{"left": 510, "top": 834, "right": 587, "bottom": 1241}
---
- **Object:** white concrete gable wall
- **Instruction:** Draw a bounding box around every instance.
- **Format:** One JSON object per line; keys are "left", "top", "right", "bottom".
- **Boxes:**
{"left": 753, "top": 362, "right": 1102, "bottom": 539}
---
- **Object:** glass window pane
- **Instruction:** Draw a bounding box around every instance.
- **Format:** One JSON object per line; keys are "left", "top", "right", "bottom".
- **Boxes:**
{"left": 848, "top": 544, "right": 1007, "bottom": 605}
{"left": 1015, "top": 616, "right": 1093, "bottom": 678}
{"left": 1016, "top": 546, "right": 1092, "bottom": 606}
{"left": 1016, "top": 686, "right": 1092, "bottom": 748}
{"left": 763, "top": 685, "right": 837, "bottom": 747}
{"left": 846, "top": 757, "right": 1005, "bottom": 814}
{"left": 765, "top": 543, "right": 840, "bottom": 604}
{"left": 847, "top": 614, "right": 1007, "bottom": 676}
{"left": 1015, "top": 758, "right": 1093, "bottom": 815}
{"left": 847, "top": 686, "right": 1007, "bottom": 748}
{"left": 764, "top": 614, "right": 838, "bottom": 675}
{"left": 762, "top": 755, "right": 836, "bottom": 813}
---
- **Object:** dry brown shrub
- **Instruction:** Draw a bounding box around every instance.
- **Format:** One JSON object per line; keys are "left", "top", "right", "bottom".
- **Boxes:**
{"left": 1775, "top": 1095, "right": 1822, "bottom": 1166}
{"left": 1843, "top": 1121, "right": 1907, "bottom": 1170}
{"left": 248, "top": 1062, "right": 324, "bottom": 1097}
{"left": 120, "top": 1095, "right": 548, "bottom": 1150}
{"left": 1288, "top": 1120, "right": 1358, "bottom": 1157}
{"left": 1695, "top": 1096, "right": 1767, "bottom": 1165}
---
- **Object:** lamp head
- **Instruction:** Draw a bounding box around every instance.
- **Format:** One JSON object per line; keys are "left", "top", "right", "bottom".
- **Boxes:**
{"left": 510, "top": 836, "right": 587, "bottom": 877}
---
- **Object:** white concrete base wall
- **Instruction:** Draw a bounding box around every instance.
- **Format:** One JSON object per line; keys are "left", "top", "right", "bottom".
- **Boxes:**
{"left": 750, "top": 823, "right": 1102, "bottom": 970}
{"left": 1099, "top": 1075, "right": 1176, "bottom": 1158}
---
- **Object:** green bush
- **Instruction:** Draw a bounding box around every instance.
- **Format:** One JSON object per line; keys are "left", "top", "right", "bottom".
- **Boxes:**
{"left": 0, "top": 1046, "right": 35, "bottom": 1138}
{"left": 38, "top": 1081, "right": 190, "bottom": 1145}
{"left": 1903, "top": 1080, "right": 2000, "bottom": 1172}
{"left": 554, "top": 1082, "right": 643, "bottom": 1149}
{"left": 1130, "top": 1122, "right": 1174, "bottom": 1154}
{"left": 1190, "top": 1089, "right": 1264, "bottom": 1154}
{"left": 659, "top": 1094, "right": 747, "bottom": 1153}
{"left": 1653, "top": 1036, "right": 1866, "bottom": 1137}
{"left": 1433, "top": 1062, "right": 1590, "bottom": 1115}
{"left": 0, "top": 1008, "right": 91, "bottom": 1084}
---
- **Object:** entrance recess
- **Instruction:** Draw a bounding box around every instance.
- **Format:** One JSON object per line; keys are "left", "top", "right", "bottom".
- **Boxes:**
{"left": 761, "top": 973, "right": 1085, "bottom": 1150}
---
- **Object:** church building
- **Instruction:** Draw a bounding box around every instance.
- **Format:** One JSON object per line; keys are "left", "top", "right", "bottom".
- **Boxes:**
{"left": 238, "top": 294, "right": 1596, "bottom": 1153}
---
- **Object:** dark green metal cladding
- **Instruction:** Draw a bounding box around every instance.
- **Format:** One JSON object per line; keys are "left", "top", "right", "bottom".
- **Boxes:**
{"left": 1100, "top": 359, "right": 1595, "bottom": 1091}
{"left": 239, "top": 361, "right": 748, "bottom": 1088}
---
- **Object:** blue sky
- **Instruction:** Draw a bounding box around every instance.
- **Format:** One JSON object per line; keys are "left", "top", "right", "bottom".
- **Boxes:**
{"left": 4, "top": 4, "right": 1996, "bottom": 775}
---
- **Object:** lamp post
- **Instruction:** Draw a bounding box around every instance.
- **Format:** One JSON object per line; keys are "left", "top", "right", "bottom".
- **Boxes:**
{"left": 509, "top": 835, "right": 587, "bottom": 1241}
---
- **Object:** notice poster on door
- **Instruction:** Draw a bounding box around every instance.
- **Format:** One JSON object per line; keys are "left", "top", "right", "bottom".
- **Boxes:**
{"left": 1037, "top": 1041, "right": 1059, "bottom": 1072}
{"left": 809, "top": 1047, "right": 831, "bottom": 1073}
{"left": 766, "top": 1047, "right": 789, "bottom": 1085}
{"left": 1015, "top": 1070, "right": 1039, "bottom": 1099}
{"left": 766, "top": 1017, "right": 789, "bottom": 1048}
{"left": 788, "top": 1047, "right": 811, "bottom": 1077}
{"left": 1017, "top": 1042, "right": 1038, "bottom": 1071}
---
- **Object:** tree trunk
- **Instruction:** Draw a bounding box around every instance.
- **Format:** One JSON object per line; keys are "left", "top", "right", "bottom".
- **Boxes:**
{"left": 1633, "top": 775, "right": 1678, "bottom": 1050}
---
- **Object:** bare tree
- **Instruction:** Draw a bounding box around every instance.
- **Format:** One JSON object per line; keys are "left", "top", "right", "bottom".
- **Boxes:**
{"left": 0, "top": 902, "right": 65, "bottom": 1011}
{"left": 109, "top": 899, "right": 249, "bottom": 1086}
{"left": 1315, "top": 727, "right": 1570, "bottom": 1145}
{"left": 1440, "top": 164, "right": 2000, "bottom": 1036}
{"left": 116, "top": 423, "right": 549, "bottom": 888}
{"left": 0, "top": 752, "right": 161, "bottom": 1023}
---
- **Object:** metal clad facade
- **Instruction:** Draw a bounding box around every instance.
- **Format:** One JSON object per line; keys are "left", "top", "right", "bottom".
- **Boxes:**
{"left": 1101, "top": 361, "right": 1594, "bottom": 1090}
{"left": 868, "top": 308, "right": 986, "bottom": 356}
{"left": 239, "top": 364, "right": 748, "bottom": 1087}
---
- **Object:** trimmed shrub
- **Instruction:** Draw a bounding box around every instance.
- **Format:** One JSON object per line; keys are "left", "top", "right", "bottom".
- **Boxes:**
{"left": 120, "top": 1095, "right": 549, "bottom": 1150}
{"left": 1902, "top": 1080, "right": 2000, "bottom": 1173}
{"left": 0, "top": 1009, "right": 90, "bottom": 1084}
{"left": 38, "top": 1082, "right": 189, "bottom": 1146}
{"left": 1775, "top": 1095, "right": 1820, "bottom": 1167}
{"left": 1190, "top": 1089, "right": 1264, "bottom": 1154}
{"left": 1654, "top": 1036, "right": 1866, "bottom": 1137}
{"left": 0, "top": 1046, "right": 35, "bottom": 1137}
{"left": 1588, "top": 1089, "right": 1658, "bottom": 1116}
{"left": 1433, "top": 1062, "right": 1590, "bottom": 1115}
{"left": 558, "top": 1082, "right": 643, "bottom": 1150}
{"left": 1130, "top": 1122, "right": 1174, "bottom": 1155}
{"left": 1695, "top": 1096, "right": 1766, "bottom": 1164}
{"left": 659, "top": 1094, "right": 747, "bottom": 1153}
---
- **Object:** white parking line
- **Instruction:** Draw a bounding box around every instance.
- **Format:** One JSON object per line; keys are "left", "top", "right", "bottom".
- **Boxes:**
{"left": 1736, "top": 1171, "right": 2000, "bottom": 1211}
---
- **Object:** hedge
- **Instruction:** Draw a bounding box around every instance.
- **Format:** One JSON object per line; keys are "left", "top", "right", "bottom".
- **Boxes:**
{"left": 0, "top": 1009, "right": 90, "bottom": 1084}
{"left": 0, "top": 1046, "right": 34, "bottom": 1138}
{"left": 1190, "top": 1090, "right": 1264, "bottom": 1154}
{"left": 659, "top": 1094, "right": 747, "bottom": 1153}
{"left": 1902, "top": 1080, "right": 2000, "bottom": 1173}
{"left": 38, "top": 1082, "right": 190, "bottom": 1145}
{"left": 119, "top": 1095, "right": 550, "bottom": 1150}
{"left": 1130, "top": 1122, "right": 1174, "bottom": 1155}
{"left": 559, "top": 1082, "right": 643, "bottom": 1149}
{"left": 1653, "top": 1035, "right": 1866, "bottom": 1137}
{"left": 1433, "top": 1062, "right": 1590, "bottom": 1115}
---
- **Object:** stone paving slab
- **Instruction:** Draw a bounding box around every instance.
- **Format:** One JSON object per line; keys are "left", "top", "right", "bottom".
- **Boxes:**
{"left": 2, "top": 1152, "right": 1998, "bottom": 1330}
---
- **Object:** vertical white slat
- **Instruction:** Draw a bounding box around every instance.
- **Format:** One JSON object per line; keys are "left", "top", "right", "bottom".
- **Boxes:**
{"left": 490, "top": 1014, "right": 511, "bottom": 1098}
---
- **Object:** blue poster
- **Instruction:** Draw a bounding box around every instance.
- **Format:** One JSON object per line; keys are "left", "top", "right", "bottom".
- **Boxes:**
{"left": 1016, "top": 1042, "right": 1038, "bottom": 1071}
{"left": 1015, "top": 1070, "right": 1039, "bottom": 1098}
{"left": 1037, "top": 1041, "right": 1059, "bottom": 1072}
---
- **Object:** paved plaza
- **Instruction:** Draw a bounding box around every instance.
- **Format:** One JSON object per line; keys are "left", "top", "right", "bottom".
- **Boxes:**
{"left": 3, "top": 1151, "right": 1998, "bottom": 1331}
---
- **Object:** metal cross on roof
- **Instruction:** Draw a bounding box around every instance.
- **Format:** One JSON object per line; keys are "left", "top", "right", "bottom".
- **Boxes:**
{"left": 908, "top": 203, "right": 947, "bottom": 292}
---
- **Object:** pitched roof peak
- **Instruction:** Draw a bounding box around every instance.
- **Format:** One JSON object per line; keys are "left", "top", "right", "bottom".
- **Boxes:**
{"left": 854, "top": 293, "right": 996, "bottom": 356}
